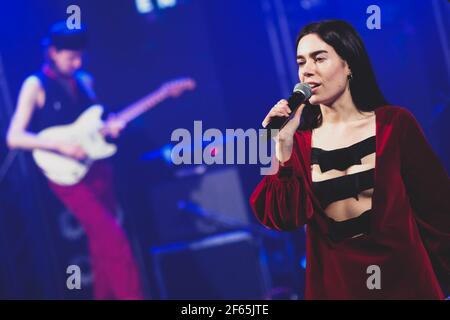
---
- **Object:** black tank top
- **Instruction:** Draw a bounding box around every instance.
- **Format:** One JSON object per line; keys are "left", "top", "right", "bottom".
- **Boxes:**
{"left": 30, "top": 68, "right": 96, "bottom": 133}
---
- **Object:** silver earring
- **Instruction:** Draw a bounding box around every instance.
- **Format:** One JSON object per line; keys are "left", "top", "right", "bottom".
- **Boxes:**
{"left": 348, "top": 74, "right": 353, "bottom": 81}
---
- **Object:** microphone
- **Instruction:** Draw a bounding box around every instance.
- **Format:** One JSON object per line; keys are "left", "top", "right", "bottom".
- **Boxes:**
{"left": 265, "top": 83, "right": 312, "bottom": 130}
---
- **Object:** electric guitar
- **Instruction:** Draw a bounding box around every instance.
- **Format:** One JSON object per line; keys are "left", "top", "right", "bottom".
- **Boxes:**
{"left": 32, "top": 77, "right": 196, "bottom": 185}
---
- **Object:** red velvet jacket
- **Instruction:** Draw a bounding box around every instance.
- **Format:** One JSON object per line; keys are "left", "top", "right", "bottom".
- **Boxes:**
{"left": 250, "top": 106, "right": 450, "bottom": 299}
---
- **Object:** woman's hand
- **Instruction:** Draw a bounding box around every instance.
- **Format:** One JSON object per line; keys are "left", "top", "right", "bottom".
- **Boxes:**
{"left": 262, "top": 100, "right": 305, "bottom": 164}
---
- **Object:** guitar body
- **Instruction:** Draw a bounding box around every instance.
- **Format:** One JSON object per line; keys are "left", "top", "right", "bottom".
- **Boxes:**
{"left": 32, "top": 77, "right": 195, "bottom": 186}
{"left": 32, "top": 105, "right": 117, "bottom": 186}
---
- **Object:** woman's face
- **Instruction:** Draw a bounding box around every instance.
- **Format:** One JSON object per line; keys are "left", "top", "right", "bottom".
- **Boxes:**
{"left": 296, "top": 33, "right": 351, "bottom": 106}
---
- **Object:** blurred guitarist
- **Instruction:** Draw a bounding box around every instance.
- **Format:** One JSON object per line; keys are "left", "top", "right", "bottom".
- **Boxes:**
{"left": 7, "top": 22, "right": 142, "bottom": 299}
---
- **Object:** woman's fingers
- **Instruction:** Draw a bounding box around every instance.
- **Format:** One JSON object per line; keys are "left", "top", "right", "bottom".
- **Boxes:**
{"left": 262, "top": 99, "right": 297, "bottom": 128}
{"left": 271, "top": 110, "right": 288, "bottom": 117}
{"left": 272, "top": 105, "right": 290, "bottom": 117}
{"left": 279, "top": 103, "right": 305, "bottom": 135}
{"left": 292, "top": 103, "right": 305, "bottom": 120}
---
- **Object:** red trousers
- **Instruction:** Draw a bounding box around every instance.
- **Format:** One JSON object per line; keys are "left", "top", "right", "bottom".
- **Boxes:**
{"left": 48, "top": 161, "right": 144, "bottom": 299}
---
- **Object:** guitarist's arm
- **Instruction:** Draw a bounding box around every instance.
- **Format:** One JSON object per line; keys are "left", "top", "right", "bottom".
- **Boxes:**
{"left": 77, "top": 71, "right": 126, "bottom": 139}
{"left": 6, "top": 76, "right": 86, "bottom": 159}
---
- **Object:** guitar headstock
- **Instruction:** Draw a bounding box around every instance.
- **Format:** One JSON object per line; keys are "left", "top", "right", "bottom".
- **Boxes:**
{"left": 159, "top": 77, "right": 197, "bottom": 98}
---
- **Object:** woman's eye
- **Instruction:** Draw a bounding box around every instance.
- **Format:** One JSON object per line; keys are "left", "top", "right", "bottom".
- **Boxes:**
{"left": 297, "top": 61, "right": 305, "bottom": 66}
{"left": 315, "top": 57, "right": 325, "bottom": 62}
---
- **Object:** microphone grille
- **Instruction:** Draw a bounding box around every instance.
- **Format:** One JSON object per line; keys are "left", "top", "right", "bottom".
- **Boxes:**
{"left": 293, "top": 83, "right": 312, "bottom": 99}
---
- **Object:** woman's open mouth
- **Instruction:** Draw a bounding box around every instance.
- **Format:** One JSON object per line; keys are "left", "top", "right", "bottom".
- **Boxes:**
{"left": 310, "top": 83, "right": 321, "bottom": 93}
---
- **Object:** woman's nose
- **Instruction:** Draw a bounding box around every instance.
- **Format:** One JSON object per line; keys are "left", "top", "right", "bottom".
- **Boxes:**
{"left": 301, "top": 60, "right": 316, "bottom": 78}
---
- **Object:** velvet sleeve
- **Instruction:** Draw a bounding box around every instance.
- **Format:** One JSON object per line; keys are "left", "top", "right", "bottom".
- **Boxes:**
{"left": 399, "top": 108, "right": 450, "bottom": 291}
{"left": 249, "top": 133, "right": 314, "bottom": 231}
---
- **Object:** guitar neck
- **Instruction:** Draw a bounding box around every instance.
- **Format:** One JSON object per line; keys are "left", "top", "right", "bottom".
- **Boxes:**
{"left": 116, "top": 89, "right": 168, "bottom": 124}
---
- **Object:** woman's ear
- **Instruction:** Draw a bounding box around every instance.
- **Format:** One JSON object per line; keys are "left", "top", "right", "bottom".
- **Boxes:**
{"left": 343, "top": 60, "right": 352, "bottom": 77}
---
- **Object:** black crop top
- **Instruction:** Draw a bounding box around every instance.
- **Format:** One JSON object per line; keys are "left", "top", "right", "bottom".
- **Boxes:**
{"left": 311, "top": 136, "right": 376, "bottom": 241}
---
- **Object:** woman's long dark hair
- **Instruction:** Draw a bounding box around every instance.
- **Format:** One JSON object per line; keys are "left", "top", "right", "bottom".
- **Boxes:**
{"left": 296, "top": 20, "right": 388, "bottom": 130}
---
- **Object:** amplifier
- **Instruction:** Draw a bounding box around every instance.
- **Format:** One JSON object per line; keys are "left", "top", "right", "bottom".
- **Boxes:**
{"left": 149, "top": 231, "right": 270, "bottom": 299}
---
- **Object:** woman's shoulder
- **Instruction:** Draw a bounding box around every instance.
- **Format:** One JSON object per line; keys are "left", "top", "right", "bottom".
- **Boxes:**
{"left": 375, "top": 105, "right": 418, "bottom": 124}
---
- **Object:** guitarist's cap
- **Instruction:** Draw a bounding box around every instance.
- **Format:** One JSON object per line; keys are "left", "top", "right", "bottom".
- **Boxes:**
{"left": 42, "top": 21, "right": 88, "bottom": 51}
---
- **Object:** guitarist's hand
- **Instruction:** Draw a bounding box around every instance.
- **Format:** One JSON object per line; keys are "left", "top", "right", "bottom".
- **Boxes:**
{"left": 103, "top": 113, "right": 126, "bottom": 139}
{"left": 57, "top": 143, "right": 87, "bottom": 160}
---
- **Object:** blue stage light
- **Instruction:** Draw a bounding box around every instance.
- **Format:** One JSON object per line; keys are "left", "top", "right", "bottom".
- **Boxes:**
{"left": 157, "top": 0, "right": 177, "bottom": 9}
{"left": 141, "top": 143, "right": 173, "bottom": 164}
{"left": 300, "top": 255, "right": 307, "bottom": 269}
{"left": 161, "top": 144, "right": 174, "bottom": 164}
{"left": 136, "top": 0, "right": 177, "bottom": 14}
{"left": 135, "top": 0, "right": 154, "bottom": 14}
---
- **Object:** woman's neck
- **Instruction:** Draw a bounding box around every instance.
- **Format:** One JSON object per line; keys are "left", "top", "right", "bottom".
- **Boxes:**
{"left": 319, "top": 88, "right": 370, "bottom": 125}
